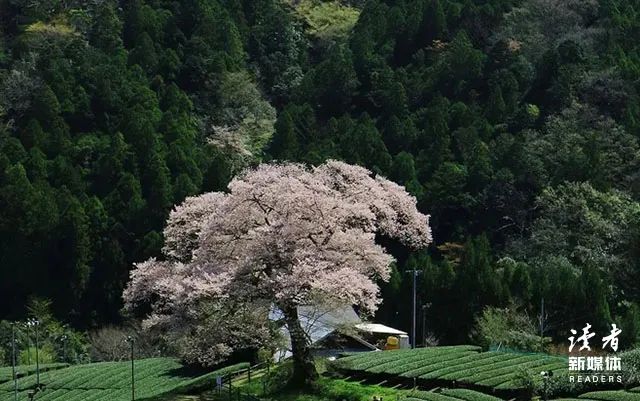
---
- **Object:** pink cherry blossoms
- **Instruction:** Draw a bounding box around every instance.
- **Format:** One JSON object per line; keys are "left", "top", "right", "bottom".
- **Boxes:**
{"left": 123, "top": 160, "right": 431, "bottom": 365}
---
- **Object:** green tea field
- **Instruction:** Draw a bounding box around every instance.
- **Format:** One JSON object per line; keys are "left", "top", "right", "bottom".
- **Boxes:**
{"left": 0, "top": 358, "right": 247, "bottom": 401}
{"left": 572, "top": 391, "right": 640, "bottom": 401}
{"left": 403, "top": 388, "right": 504, "bottom": 401}
{"left": 0, "top": 364, "right": 68, "bottom": 384}
{"left": 332, "top": 346, "right": 568, "bottom": 394}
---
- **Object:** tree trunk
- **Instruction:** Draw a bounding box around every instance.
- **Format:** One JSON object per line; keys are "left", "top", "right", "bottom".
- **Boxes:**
{"left": 281, "top": 304, "right": 319, "bottom": 387}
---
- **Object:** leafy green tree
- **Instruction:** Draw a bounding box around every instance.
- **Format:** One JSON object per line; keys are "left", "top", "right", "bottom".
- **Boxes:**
{"left": 141, "top": 152, "right": 172, "bottom": 228}
{"left": 53, "top": 190, "right": 92, "bottom": 305}
{"left": 448, "top": 235, "right": 504, "bottom": 341}
{"left": 621, "top": 304, "right": 640, "bottom": 349}
{"left": 2, "top": 0, "right": 640, "bottom": 343}
{"left": 486, "top": 84, "right": 506, "bottom": 123}
{"left": 212, "top": 71, "right": 276, "bottom": 158}
{"left": 299, "top": 45, "right": 359, "bottom": 117}
{"left": 269, "top": 110, "right": 298, "bottom": 161}
{"left": 89, "top": 1, "right": 124, "bottom": 54}
{"left": 331, "top": 114, "right": 391, "bottom": 173}
{"left": 508, "top": 182, "right": 640, "bottom": 304}
{"left": 474, "top": 305, "right": 549, "bottom": 352}
{"left": 128, "top": 33, "right": 159, "bottom": 75}
{"left": 383, "top": 115, "right": 417, "bottom": 153}
{"left": 247, "top": 0, "right": 306, "bottom": 103}
{"left": 421, "top": 0, "right": 448, "bottom": 42}
{"left": 390, "top": 152, "right": 424, "bottom": 199}
{"left": 522, "top": 103, "right": 640, "bottom": 190}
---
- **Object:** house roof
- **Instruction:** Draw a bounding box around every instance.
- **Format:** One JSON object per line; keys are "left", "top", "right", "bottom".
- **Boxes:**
{"left": 271, "top": 305, "right": 367, "bottom": 360}
{"left": 270, "top": 304, "right": 361, "bottom": 342}
{"left": 355, "top": 323, "right": 408, "bottom": 336}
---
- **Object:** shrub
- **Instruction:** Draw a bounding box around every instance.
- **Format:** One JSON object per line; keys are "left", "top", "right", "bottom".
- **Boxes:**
{"left": 89, "top": 325, "right": 165, "bottom": 362}
{"left": 533, "top": 369, "right": 595, "bottom": 398}
{"left": 440, "top": 388, "right": 503, "bottom": 401}
{"left": 312, "top": 378, "right": 398, "bottom": 401}
{"left": 580, "top": 391, "right": 640, "bottom": 401}
{"left": 622, "top": 348, "right": 640, "bottom": 387}
{"left": 19, "top": 345, "right": 55, "bottom": 365}
{"left": 1, "top": 300, "right": 91, "bottom": 364}
{"left": 474, "top": 305, "right": 550, "bottom": 352}
{"left": 263, "top": 361, "right": 293, "bottom": 394}
{"left": 513, "top": 367, "right": 535, "bottom": 396}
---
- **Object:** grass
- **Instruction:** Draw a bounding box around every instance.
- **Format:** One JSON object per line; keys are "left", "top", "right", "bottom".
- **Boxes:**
{"left": 224, "top": 375, "right": 407, "bottom": 401}
{"left": 285, "top": 0, "right": 360, "bottom": 41}
{"left": 225, "top": 376, "right": 510, "bottom": 401}
{"left": 0, "top": 358, "right": 248, "bottom": 401}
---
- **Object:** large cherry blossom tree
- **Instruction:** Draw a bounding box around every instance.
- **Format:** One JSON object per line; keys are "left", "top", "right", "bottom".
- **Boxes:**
{"left": 123, "top": 160, "right": 432, "bottom": 386}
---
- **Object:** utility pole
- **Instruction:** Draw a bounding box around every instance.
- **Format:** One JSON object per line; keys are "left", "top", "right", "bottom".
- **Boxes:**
{"left": 27, "top": 319, "right": 41, "bottom": 388}
{"left": 60, "top": 335, "right": 68, "bottom": 363}
{"left": 405, "top": 269, "right": 422, "bottom": 349}
{"left": 126, "top": 336, "right": 135, "bottom": 401}
{"left": 421, "top": 304, "right": 428, "bottom": 347}
{"left": 35, "top": 321, "right": 40, "bottom": 387}
{"left": 12, "top": 322, "right": 18, "bottom": 401}
{"left": 24, "top": 322, "right": 31, "bottom": 366}
{"left": 539, "top": 297, "right": 546, "bottom": 350}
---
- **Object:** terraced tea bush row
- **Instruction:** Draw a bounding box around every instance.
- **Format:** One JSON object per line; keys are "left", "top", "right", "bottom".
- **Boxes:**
{"left": 334, "top": 345, "right": 481, "bottom": 366}
{"left": 333, "top": 346, "right": 568, "bottom": 392}
{"left": 0, "top": 358, "right": 171, "bottom": 391}
{"left": 406, "top": 389, "right": 503, "bottom": 401}
{"left": 497, "top": 362, "right": 566, "bottom": 390}
{"left": 553, "top": 399, "right": 592, "bottom": 401}
{"left": 400, "top": 353, "right": 484, "bottom": 378}
{"left": 474, "top": 361, "right": 566, "bottom": 387}
{"left": 405, "top": 390, "right": 463, "bottom": 401}
{"left": 419, "top": 353, "right": 527, "bottom": 380}
{"left": 579, "top": 392, "right": 640, "bottom": 401}
{"left": 440, "top": 388, "right": 503, "bottom": 401}
{"left": 0, "top": 358, "right": 248, "bottom": 401}
{"left": 0, "top": 364, "right": 68, "bottom": 384}
{"left": 436, "top": 354, "right": 530, "bottom": 380}
{"left": 453, "top": 355, "right": 541, "bottom": 382}
{"left": 438, "top": 357, "right": 564, "bottom": 390}
{"left": 382, "top": 351, "right": 480, "bottom": 375}
{"left": 334, "top": 346, "right": 481, "bottom": 372}
{"left": 367, "top": 349, "right": 481, "bottom": 374}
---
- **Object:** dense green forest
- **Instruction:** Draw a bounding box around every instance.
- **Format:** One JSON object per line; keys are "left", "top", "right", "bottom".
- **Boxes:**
{"left": 2, "top": 0, "right": 640, "bottom": 349}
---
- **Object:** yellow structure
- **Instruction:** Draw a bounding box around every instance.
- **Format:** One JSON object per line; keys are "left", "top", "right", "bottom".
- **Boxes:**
{"left": 384, "top": 336, "right": 400, "bottom": 350}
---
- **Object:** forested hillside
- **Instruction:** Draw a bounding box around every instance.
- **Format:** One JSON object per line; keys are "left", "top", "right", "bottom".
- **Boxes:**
{"left": 1, "top": 0, "right": 640, "bottom": 346}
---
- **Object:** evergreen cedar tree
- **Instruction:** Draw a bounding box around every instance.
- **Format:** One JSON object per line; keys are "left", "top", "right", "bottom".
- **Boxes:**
{"left": 123, "top": 160, "right": 432, "bottom": 386}
{"left": 3, "top": 0, "right": 640, "bottom": 358}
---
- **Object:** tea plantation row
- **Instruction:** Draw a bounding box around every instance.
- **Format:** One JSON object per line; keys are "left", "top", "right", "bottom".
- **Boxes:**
{"left": 0, "top": 358, "right": 247, "bottom": 401}
{"left": 333, "top": 346, "right": 567, "bottom": 391}
{"left": 579, "top": 391, "right": 640, "bottom": 401}
{"left": 404, "top": 388, "right": 504, "bottom": 401}
{"left": 408, "top": 390, "right": 640, "bottom": 401}
{"left": 0, "top": 364, "right": 68, "bottom": 384}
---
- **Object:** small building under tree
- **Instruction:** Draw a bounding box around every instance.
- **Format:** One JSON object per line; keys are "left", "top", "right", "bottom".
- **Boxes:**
{"left": 271, "top": 305, "right": 410, "bottom": 362}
